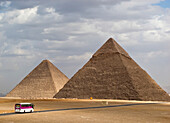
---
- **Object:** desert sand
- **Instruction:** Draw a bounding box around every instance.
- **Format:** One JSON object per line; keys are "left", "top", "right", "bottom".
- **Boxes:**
{"left": 0, "top": 97, "right": 170, "bottom": 123}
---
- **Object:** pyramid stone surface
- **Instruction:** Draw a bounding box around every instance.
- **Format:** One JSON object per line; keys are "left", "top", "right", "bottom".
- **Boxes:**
{"left": 54, "top": 38, "right": 170, "bottom": 101}
{"left": 6, "top": 60, "right": 69, "bottom": 99}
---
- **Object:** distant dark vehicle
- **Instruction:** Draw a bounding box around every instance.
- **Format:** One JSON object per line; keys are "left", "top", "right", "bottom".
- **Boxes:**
{"left": 15, "top": 103, "right": 34, "bottom": 113}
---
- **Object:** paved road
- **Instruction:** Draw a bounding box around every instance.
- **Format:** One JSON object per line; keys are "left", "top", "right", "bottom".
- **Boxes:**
{"left": 0, "top": 102, "right": 156, "bottom": 116}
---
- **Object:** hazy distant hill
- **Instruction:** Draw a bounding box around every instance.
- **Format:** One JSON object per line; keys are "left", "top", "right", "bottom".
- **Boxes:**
{"left": 0, "top": 93, "right": 5, "bottom": 97}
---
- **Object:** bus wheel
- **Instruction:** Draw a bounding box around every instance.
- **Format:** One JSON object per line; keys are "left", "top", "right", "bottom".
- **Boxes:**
{"left": 30, "top": 110, "right": 32, "bottom": 113}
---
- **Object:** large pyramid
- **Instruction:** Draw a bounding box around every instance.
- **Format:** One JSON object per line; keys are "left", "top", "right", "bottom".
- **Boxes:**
{"left": 6, "top": 60, "right": 69, "bottom": 99}
{"left": 54, "top": 38, "right": 170, "bottom": 101}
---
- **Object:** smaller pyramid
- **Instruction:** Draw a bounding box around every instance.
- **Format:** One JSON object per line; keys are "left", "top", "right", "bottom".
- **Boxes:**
{"left": 6, "top": 60, "right": 69, "bottom": 99}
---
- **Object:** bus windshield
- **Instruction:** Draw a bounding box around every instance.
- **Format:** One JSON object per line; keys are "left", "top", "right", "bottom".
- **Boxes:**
{"left": 15, "top": 104, "right": 20, "bottom": 109}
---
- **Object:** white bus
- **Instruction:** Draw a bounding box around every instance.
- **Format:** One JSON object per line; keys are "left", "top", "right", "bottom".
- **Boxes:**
{"left": 15, "top": 103, "right": 34, "bottom": 113}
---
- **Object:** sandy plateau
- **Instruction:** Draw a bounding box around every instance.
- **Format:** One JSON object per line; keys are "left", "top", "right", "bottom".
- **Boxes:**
{"left": 0, "top": 97, "right": 170, "bottom": 123}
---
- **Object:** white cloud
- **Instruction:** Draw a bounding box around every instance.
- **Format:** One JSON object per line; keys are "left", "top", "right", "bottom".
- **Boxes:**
{"left": 67, "top": 52, "right": 93, "bottom": 60}
{"left": 147, "top": 51, "right": 169, "bottom": 58}
{"left": 0, "top": 6, "right": 38, "bottom": 24}
{"left": 45, "top": 7, "right": 55, "bottom": 13}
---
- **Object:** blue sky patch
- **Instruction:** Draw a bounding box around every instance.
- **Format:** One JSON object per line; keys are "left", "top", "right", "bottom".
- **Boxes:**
{"left": 154, "top": 0, "right": 170, "bottom": 8}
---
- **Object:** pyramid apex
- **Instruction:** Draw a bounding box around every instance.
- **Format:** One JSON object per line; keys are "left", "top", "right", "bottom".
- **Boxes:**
{"left": 108, "top": 37, "right": 114, "bottom": 40}
{"left": 42, "top": 59, "right": 51, "bottom": 63}
{"left": 105, "top": 37, "right": 116, "bottom": 43}
{"left": 93, "top": 38, "right": 130, "bottom": 58}
{"left": 108, "top": 37, "right": 115, "bottom": 41}
{"left": 43, "top": 59, "right": 50, "bottom": 62}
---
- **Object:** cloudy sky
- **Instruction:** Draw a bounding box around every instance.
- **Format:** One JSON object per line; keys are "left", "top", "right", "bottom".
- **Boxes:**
{"left": 0, "top": 0, "right": 170, "bottom": 94}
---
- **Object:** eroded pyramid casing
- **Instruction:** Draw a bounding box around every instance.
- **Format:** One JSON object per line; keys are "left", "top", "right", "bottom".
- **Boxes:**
{"left": 54, "top": 38, "right": 170, "bottom": 101}
{"left": 6, "top": 60, "right": 69, "bottom": 99}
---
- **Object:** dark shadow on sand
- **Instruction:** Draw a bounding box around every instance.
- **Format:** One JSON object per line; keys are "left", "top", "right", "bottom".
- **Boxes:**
{"left": 0, "top": 103, "right": 157, "bottom": 116}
